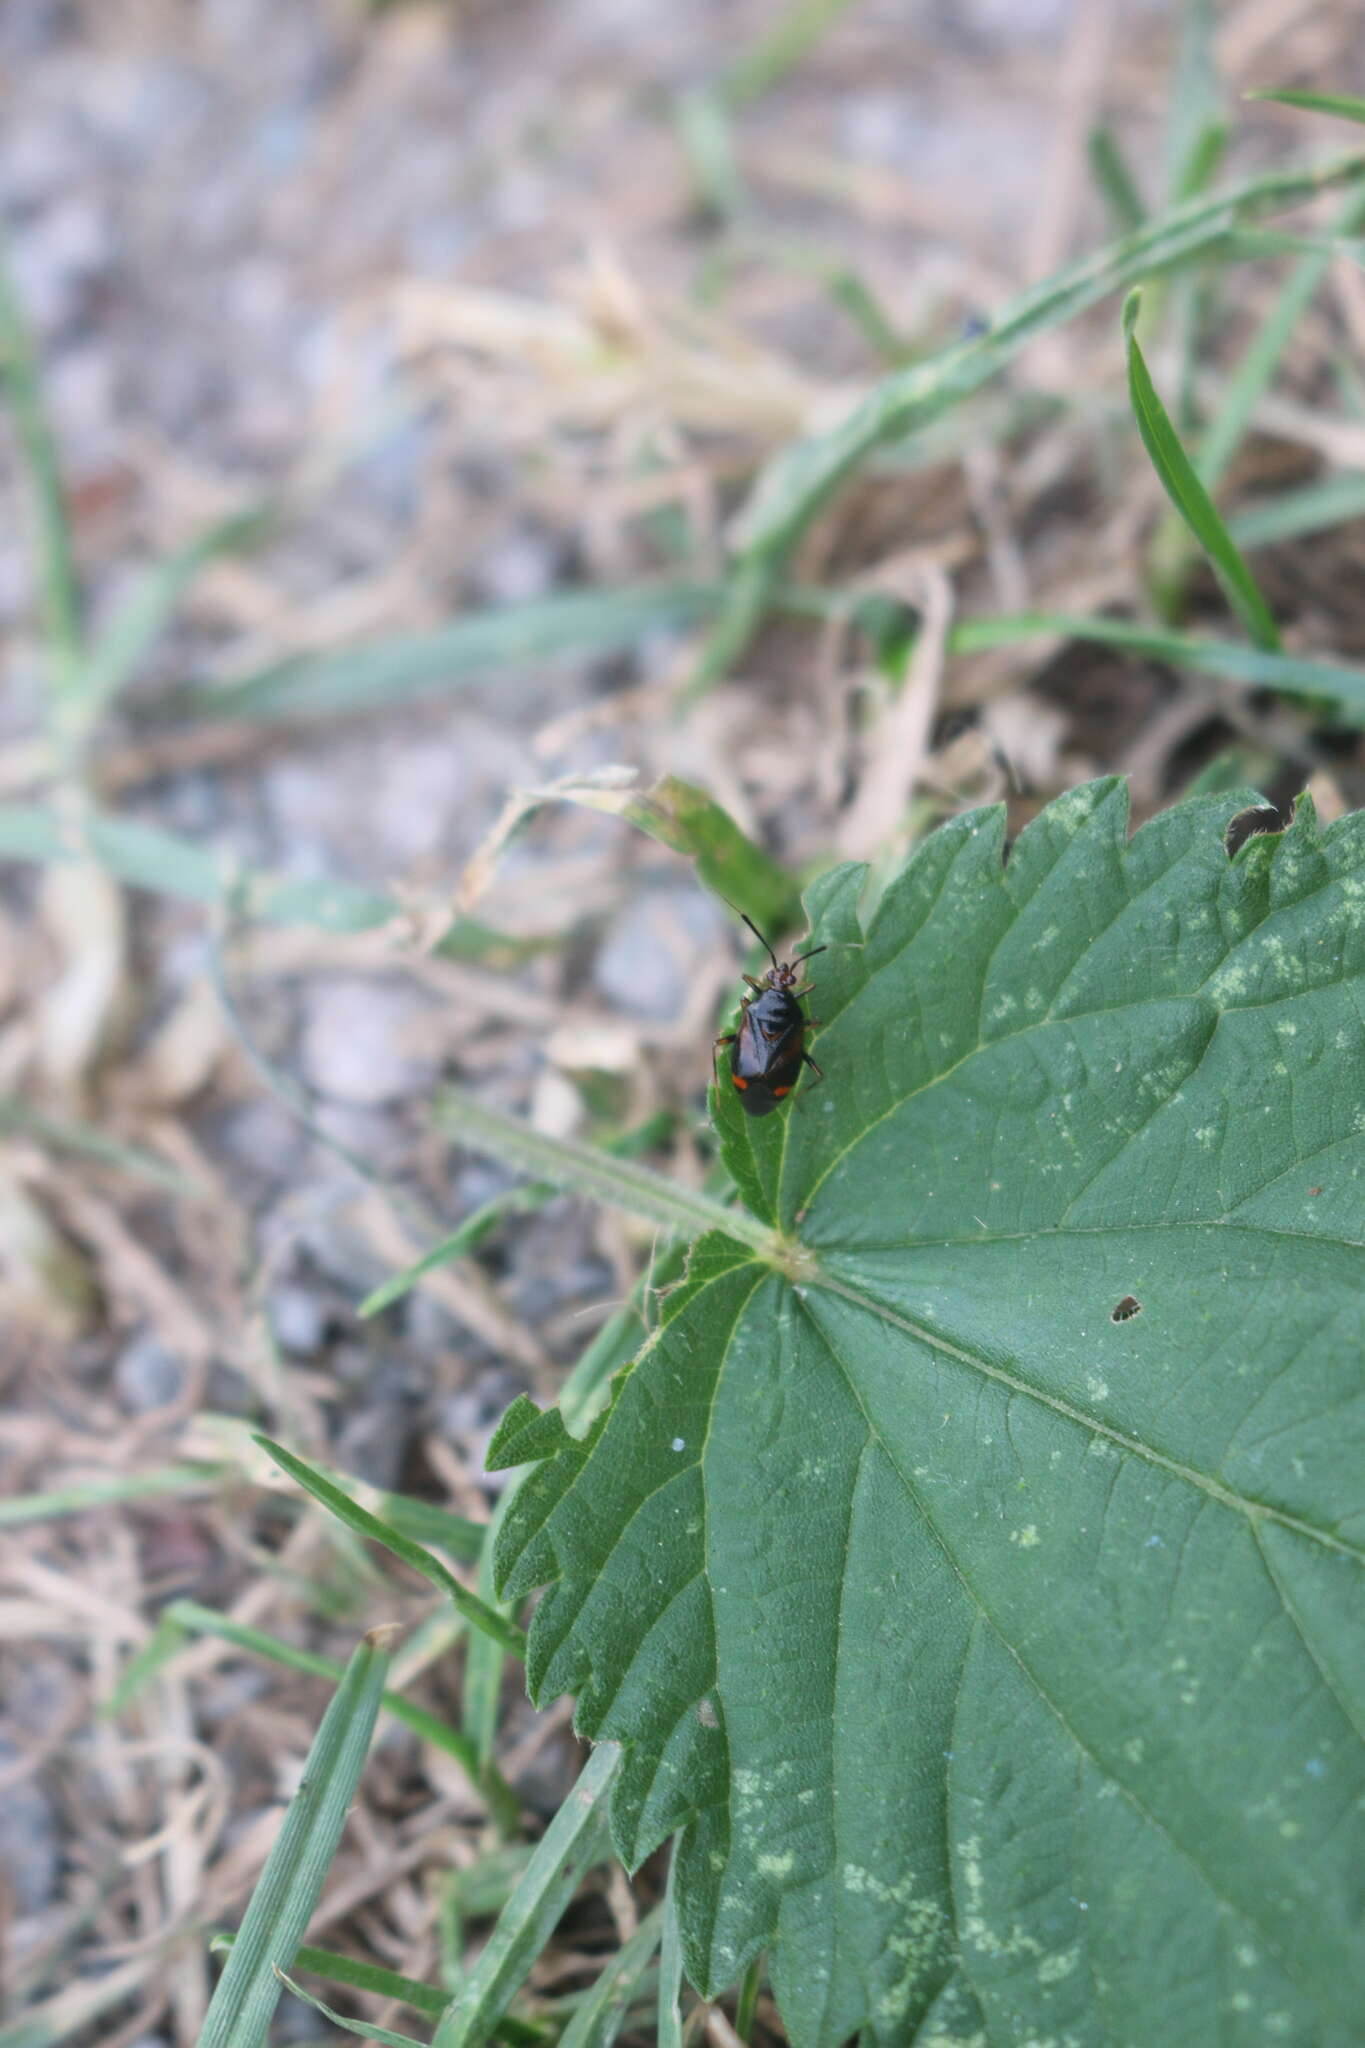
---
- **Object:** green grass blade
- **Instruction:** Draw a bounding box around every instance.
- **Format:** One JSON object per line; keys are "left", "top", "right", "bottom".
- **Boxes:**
{"left": 675, "top": 87, "right": 746, "bottom": 220}
{"left": 117, "top": 1600, "right": 491, "bottom": 1788}
{"left": 360, "top": 1114, "right": 676, "bottom": 1320}
{"left": 530, "top": 772, "right": 799, "bottom": 937}
{"left": 0, "top": 1094, "right": 201, "bottom": 1192}
{"left": 0, "top": 1463, "right": 223, "bottom": 1528}
{"left": 731, "top": 149, "right": 1365, "bottom": 576}
{"left": 1088, "top": 125, "right": 1147, "bottom": 234}
{"left": 0, "top": 242, "right": 82, "bottom": 681}
{"left": 556, "top": 1905, "right": 664, "bottom": 2048}
{"left": 1198, "top": 185, "right": 1365, "bottom": 493}
{"left": 433, "top": 1087, "right": 782, "bottom": 1260}
{"left": 1228, "top": 470, "right": 1365, "bottom": 549}
{"left": 721, "top": 0, "right": 861, "bottom": 107}
{"left": 1122, "top": 289, "right": 1280, "bottom": 649}
{"left": 197, "top": 1629, "right": 392, "bottom": 2048}
{"left": 273, "top": 1971, "right": 428, "bottom": 2048}
{"left": 78, "top": 502, "right": 275, "bottom": 728}
{"left": 1250, "top": 89, "right": 1365, "bottom": 127}
{"left": 949, "top": 608, "right": 1365, "bottom": 715}
{"left": 256, "top": 1437, "right": 528, "bottom": 1658}
{"left": 433, "top": 1745, "right": 620, "bottom": 2048}
{"left": 0, "top": 801, "right": 535, "bottom": 961}
{"left": 252, "top": 1946, "right": 547, "bottom": 2046}
{"left": 286, "top": 1947, "right": 462, "bottom": 2021}
{"left": 374, "top": 1493, "right": 487, "bottom": 1567}
{"left": 657, "top": 1846, "right": 685, "bottom": 2048}
{"left": 183, "top": 583, "right": 720, "bottom": 726}
{"left": 1164, "top": 0, "right": 1220, "bottom": 197}
{"left": 359, "top": 1199, "right": 529, "bottom": 1317}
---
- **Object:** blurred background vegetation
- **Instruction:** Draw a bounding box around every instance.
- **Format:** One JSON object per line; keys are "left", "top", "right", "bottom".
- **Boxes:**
{"left": 2, "top": 1, "right": 1365, "bottom": 2042}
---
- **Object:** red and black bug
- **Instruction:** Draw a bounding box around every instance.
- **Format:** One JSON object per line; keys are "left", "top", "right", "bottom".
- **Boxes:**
{"left": 713, "top": 914, "right": 825, "bottom": 1117}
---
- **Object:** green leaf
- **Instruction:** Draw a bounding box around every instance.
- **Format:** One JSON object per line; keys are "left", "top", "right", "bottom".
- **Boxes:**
{"left": 1123, "top": 290, "right": 1281, "bottom": 649}
{"left": 256, "top": 1437, "right": 528, "bottom": 1658}
{"left": 433, "top": 1744, "right": 620, "bottom": 2048}
{"left": 556, "top": 1904, "right": 664, "bottom": 2048}
{"left": 273, "top": 1970, "right": 429, "bottom": 2048}
{"left": 0, "top": 800, "right": 536, "bottom": 962}
{"left": 730, "top": 150, "right": 1365, "bottom": 572}
{"left": 488, "top": 780, "right": 1365, "bottom": 2045}
{"left": 198, "top": 1630, "right": 392, "bottom": 2048}
{"left": 948, "top": 608, "right": 1365, "bottom": 718}
{"left": 534, "top": 772, "right": 800, "bottom": 937}
{"left": 182, "top": 583, "right": 719, "bottom": 725}
{"left": 1087, "top": 125, "right": 1146, "bottom": 235}
{"left": 1250, "top": 88, "right": 1365, "bottom": 128}
{"left": 432, "top": 1087, "right": 783, "bottom": 1262}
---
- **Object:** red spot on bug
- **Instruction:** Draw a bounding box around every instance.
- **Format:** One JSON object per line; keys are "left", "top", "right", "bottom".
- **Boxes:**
{"left": 732, "top": 1075, "right": 748, "bottom": 1090}
{"left": 773, "top": 1085, "right": 791, "bottom": 1097}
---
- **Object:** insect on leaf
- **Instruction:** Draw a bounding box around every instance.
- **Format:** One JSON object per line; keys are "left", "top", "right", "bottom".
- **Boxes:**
{"left": 489, "top": 780, "right": 1365, "bottom": 2047}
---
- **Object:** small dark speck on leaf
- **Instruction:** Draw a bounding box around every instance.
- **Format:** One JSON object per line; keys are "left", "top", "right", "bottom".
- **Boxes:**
{"left": 1111, "top": 1295, "right": 1142, "bottom": 1323}
{"left": 1308, "top": 1186, "right": 1323, "bottom": 1197}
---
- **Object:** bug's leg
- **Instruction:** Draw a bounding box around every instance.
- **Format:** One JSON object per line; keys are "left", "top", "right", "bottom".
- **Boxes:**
{"left": 711, "top": 1032, "right": 736, "bottom": 1083}
{"left": 791, "top": 978, "right": 816, "bottom": 996}
{"left": 802, "top": 1050, "right": 825, "bottom": 1089}
{"left": 743, "top": 974, "right": 764, "bottom": 991}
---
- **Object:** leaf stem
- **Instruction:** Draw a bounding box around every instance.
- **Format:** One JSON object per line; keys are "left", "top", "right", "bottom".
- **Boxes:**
{"left": 435, "top": 1087, "right": 786, "bottom": 1264}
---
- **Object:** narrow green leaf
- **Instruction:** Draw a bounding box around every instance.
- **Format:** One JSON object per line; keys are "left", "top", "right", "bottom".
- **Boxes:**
{"left": 1199, "top": 185, "right": 1365, "bottom": 495}
{"left": 256, "top": 1437, "right": 528, "bottom": 1659}
{"left": 432, "top": 1087, "right": 784, "bottom": 1262}
{"left": 947, "top": 607, "right": 1365, "bottom": 715}
{"left": 1123, "top": 289, "right": 1281, "bottom": 648}
{"left": 675, "top": 88, "right": 746, "bottom": 220}
{"left": 1087, "top": 125, "right": 1146, "bottom": 235}
{"left": 117, "top": 1599, "right": 488, "bottom": 1784}
{"left": 657, "top": 1846, "right": 686, "bottom": 2048}
{"left": 1163, "top": 0, "right": 1220, "bottom": 197}
{"left": 1229, "top": 469, "right": 1365, "bottom": 549}
{"left": 0, "top": 1463, "right": 222, "bottom": 1528}
{"left": 270, "top": 1940, "right": 549, "bottom": 2045}
{"left": 731, "top": 150, "right": 1365, "bottom": 575}
{"left": 375, "top": 1494, "right": 487, "bottom": 1567}
{"left": 0, "top": 801, "right": 535, "bottom": 961}
{"left": 77, "top": 501, "right": 275, "bottom": 728}
{"left": 0, "top": 1095, "right": 200, "bottom": 1192}
{"left": 198, "top": 1630, "right": 391, "bottom": 2048}
{"left": 360, "top": 1115, "right": 678, "bottom": 1320}
{"left": 556, "top": 1905, "right": 664, "bottom": 2048}
{"left": 489, "top": 780, "right": 1365, "bottom": 2045}
{"left": 182, "top": 583, "right": 719, "bottom": 726}
{"left": 1250, "top": 88, "right": 1365, "bottom": 127}
{"left": 274, "top": 1970, "right": 429, "bottom": 2048}
{"left": 721, "top": 0, "right": 861, "bottom": 107}
{"left": 523, "top": 773, "right": 798, "bottom": 940}
{"left": 433, "top": 1745, "right": 621, "bottom": 2048}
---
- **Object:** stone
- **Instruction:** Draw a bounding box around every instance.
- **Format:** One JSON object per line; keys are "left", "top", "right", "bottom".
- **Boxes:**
{"left": 114, "top": 1330, "right": 185, "bottom": 1413}
{"left": 297, "top": 978, "right": 439, "bottom": 1107}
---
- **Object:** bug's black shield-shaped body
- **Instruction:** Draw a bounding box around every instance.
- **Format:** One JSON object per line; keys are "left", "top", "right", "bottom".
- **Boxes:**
{"left": 729, "top": 987, "right": 808, "bottom": 1117}
{"left": 713, "top": 913, "right": 826, "bottom": 1116}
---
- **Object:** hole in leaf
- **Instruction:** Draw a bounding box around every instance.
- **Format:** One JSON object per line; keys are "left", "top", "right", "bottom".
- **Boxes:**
{"left": 1111, "top": 1295, "right": 1143, "bottom": 1323}
{"left": 1224, "top": 799, "right": 1293, "bottom": 858}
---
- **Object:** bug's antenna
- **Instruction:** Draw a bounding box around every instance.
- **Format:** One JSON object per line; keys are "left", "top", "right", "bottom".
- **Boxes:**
{"left": 793, "top": 945, "right": 827, "bottom": 965}
{"left": 738, "top": 910, "right": 780, "bottom": 974}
